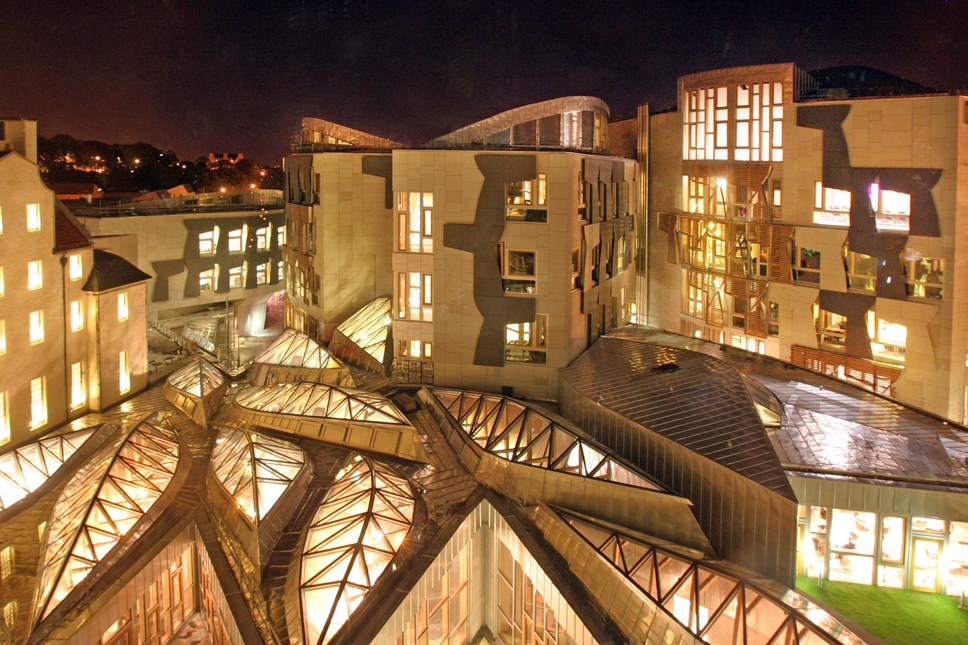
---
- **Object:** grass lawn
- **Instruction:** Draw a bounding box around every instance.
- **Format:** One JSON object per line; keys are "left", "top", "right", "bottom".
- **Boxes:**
{"left": 796, "top": 576, "right": 968, "bottom": 645}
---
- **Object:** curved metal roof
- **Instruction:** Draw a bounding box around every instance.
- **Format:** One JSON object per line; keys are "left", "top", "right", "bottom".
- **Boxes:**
{"left": 426, "top": 96, "right": 609, "bottom": 150}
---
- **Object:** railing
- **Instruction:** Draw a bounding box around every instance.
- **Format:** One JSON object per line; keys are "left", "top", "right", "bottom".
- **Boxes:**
{"left": 70, "top": 190, "right": 284, "bottom": 217}
{"left": 790, "top": 345, "right": 901, "bottom": 397}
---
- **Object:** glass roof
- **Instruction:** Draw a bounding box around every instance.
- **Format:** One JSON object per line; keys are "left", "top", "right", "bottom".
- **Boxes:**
{"left": 211, "top": 427, "right": 305, "bottom": 523}
{"left": 431, "top": 389, "right": 661, "bottom": 490}
{"left": 32, "top": 415, "right": 179, "bottom": 625}
{"left": 336, "top": 297, "right": 392, "bottom": 364}
{"left": 561, "top": 510, "right": 865, "bottom": 645}
{"left": 255, "top": 328, "right": 342, "bottom": 369}
{"left": 235, "top": 383, "right": 409, "bottom": 425}
{"left": 0, "top": 428, "right": 95, "bottom": 511}
{"left": 300, "top": 455, "right": 414, "bottom": 644}
{"left": 166, "top": 358, "right": 226, "bottom": 397}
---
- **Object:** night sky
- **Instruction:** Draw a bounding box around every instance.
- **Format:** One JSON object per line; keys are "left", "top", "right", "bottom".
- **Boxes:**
{"left": 2, "top": 0, "right": 967, "bottom": 164}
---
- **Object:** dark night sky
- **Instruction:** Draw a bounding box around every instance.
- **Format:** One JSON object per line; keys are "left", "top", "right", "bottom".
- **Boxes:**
{"left": 2, "top": 0, "right": 967, "bottom": 164}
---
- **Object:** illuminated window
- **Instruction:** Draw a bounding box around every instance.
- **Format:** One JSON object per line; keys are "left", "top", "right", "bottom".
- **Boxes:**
{"left": 396, "top": 192, "right": 433, "bottom": 253}
{"left": 29, "top": 311, "right": 43, "bottom": 344}
{"left": 867, "top": 312, "right": 906, "bottom": 363}
{"left": 903, "top": 250, "right": 943, "bottom": 300}
{"left": 26, "top": 203, "right": 41, "bottom": 231}
{"left": 228, "top": 265, "right": 244, "bottom": 288}
{"left": 746, "top": 240, "right": 769, "bottom": 278}
{"left": 870, "top": 182, "right": 912, "bottom": 232}
{"left": 734, "top": 81, "right": 783, "bottom": 162}
{"left": 198, "top": 228, "right": 219, "bottom": 254}
{"left": 119, "top": 350, "right": 130, "bottom": 394}
{"left": 68, "top": 254, "right": 82, "bottom": 280}
{"left": 396, "top": 272, "right": 433, "bottom": 321}
{"left": 562, "top": 110, "right": 581, "bottom": 147}
{"left": 814, "top": 304, "right": 846, "bottom": 348}
{"left": 30, "top": 377, "right": 46, "bottom": 428}
{"left": 27, "top": 260, "right": 42, "bottom": 290}
{"left": 3, "top": 601, "right": 15, "bottom": 631}
{"left": 276, "top": 261, "right": 284, "bottom": 282}
{"left": 505, "top": 315, "right": 547, "bottom": 364}
{"left": 398, "top": 339, "right": 433, "bottom": 360}
{"left": 502, "top": 249, "right": 536, "bottom": 294}
{"left": 0, "top": 546, "right": 12, "bottom": 577}
{"left": 793, "top": 247, "right": 821, "bottom": 284}
{"left": 813, "top": 181, "right": 851, "bottom": 226}
{"left": 0, "top": 266, "right": 4, "bottom": 296}
{"left": 255, "top": 226, "right": 270, "bottom": 250}
{"left": 0, "top": 392, "right": 7, "bottom": 445}
{"left": 70, "top": 300, "right": 83, "bottom": 331}
{"left": 255, "top": 262, "right": 268, "bottom": 285}
{"left": 844, "top": 247, "right": 876, "bottom": 292}
{"left": 117, "top": 292, "right": 128, "bottom": 321}
{"left": 199, "top": 267, "right": 218, "bottom": 291}
{"left": 70, "top": 362, "right": 85, "bottom": 410}
{"left": 276, "top": 225, "right": 286, "bottom": 247}
{"left": 506, "top": 174, "right": 548, "bottom": 222}
{"left": 227, "top": 227, "right": 246, "bottom": 252}
{"left": 0, "top": 208, "right": 3, "bottom": 234}
{"left": 0, "top": 320, "right": 5, "bottom": 355}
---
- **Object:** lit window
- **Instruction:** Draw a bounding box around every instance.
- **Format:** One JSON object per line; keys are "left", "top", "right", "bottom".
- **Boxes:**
{"left": 256, "top": 262, "right": 268, "bottom": 285}
{"left": 29, "top": 311, "right": 43, "bottom": 344}
{"left": 229, "top": 265, "right": 244, "bottom": 288}
{"left": 0, "top": 266, "right": 4, "bottom": 296}
{"left": 814, "top": 305, "right": 846, "bottom": 348}
{"left": 68, "top": 254, "right": 82, "bottom": 280}
{"left": 70, "top": 300, "right": 83, "bottom": 331}
{"left": 502, "top": 249, "right": 537, "bottom": 294}
{"left": 0, "top": 320, "right": 5, "bottom": 355}
{"left": 732, "top": 81, "right": 783, "bottom": 162}
{"left": 845, "top": 247, "right": 876, "bottom": 292}
{"left": 227, "top": 227, "right": 246, "bottom": 253}
{"left": 254, "top": 226, "right": 270, "bottom": 250}
{"left": 398, "top": 339, "right": 433, "bottom": 359}
{"left": 396, "top": 192, "right": 433, "bottom": 253}
{"left": 26, "top": 203, "right": 41, "bottom": 231}
{"left": 277, "top": 225, "right": 286, "bottom": 247}
{"left": 813, "top": 181, "right": 851, "bottom": 226}
{"left": 276, "top": 261, "right": 284, "bottom": 282}
{"left": 198, "top": 228, "right": 219, "bottom": 254}
{"left": 505, "top": 314, "right": 548, "bottom": 363}
{"left": 867, "top": 312, "right": 906, "bottom": 363}
{"left": 903, "top": 250, "right": 943, "bottom": 300}
{"left": 199, "top": 267, "right": 218, "bottom": 291}
{"left": 117, "top": 292, "right": 128, "bottom": 321}
{"left": 70, "top": 362, "right": 85, "bottom": 410}
{"left": 396, "top": 272, "right": 433, "bottom": 321}
{"left": 2, "top": 600, "right": 15, "bottom": 630}
{"left": 30, "top": 377, "right": 46, "bottom": 428}
{"left": 506, "top": 174, "right": 548, "bottom": 222}
{"left": 27, "top": 260, "right": 42, "bottom": 290}
{"left": 0, "top": 208, "right": 3, "bottom": 234}
{"left": 0, "top": 392, "right": 7, "bottom": 445}
{"left": 0, "top": 546, "right": 13, "bottom": 578}
{"left": 119, "top": 350, "right": 130, "bottom": 394}
{"left": 870, "top": 182, "right": 912, "bottom": 232}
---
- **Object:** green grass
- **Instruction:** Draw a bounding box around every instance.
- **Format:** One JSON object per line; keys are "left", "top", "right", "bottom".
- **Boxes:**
{"left": 796, "top": 576, "right": 968, "bottom": 645}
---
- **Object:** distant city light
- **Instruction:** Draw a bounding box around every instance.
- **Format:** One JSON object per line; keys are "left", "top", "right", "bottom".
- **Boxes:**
{"left": 219, "top": 187, "right": 227, "bottom": 193}
{"left": 134, "top": 158, "right": 141, "bottom": 165}
{"left": 250, "top": 183, "right": 257, "bottom": 189}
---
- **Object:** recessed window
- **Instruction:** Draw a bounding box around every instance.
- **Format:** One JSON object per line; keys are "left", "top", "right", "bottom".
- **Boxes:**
{"left": 30, "top": 377, "right": 46, "bottom": 428}
{"left": 29, "top": 311, "right": 43, "bottom": 344}
{"left": 70, "top": 300, "right": 83, "bottom": 331}
{"left": 845, "top": 246, "right": 876, "bottom": 292}
{"left": 68, "top": 254, "right": 83, "bottom": 280}
{"left": 256, "top": 262, "right": 268, "bottom": 285}
{"left": 870, "top": 182, "right": 912, "bottom": 232}
{"left": 119, "top": 350, "right": 130, "bottom": 394}
{"left": 505, "top": 314, "right": 548, "bottom": 364}
{"left": 255, "top": 226, "right": 270, "bottom": 250}
{"left": 27, "top": 260, "right": 42, "bottom": 290}
{"left": 0, "top": 545, "right": 14, "bottom": 577}
{"left": 397, "top": 192, "right": 433, "bottom": 253}
{"left": 506, "top": 174, "right": 547, "bottom": 222}
{"left": 199, "top": 228, "right": 219, "bottom": 255}
{"left": 903, "top": 250, "right": 943, "bottom": 300}
{"left": 229, "top": 265, "right": 244, "bottom": 288}
{"left": 396, "top": 272, "right": 433, "bottom": 321}
{"left": 70, "top": 362, "right": 85, "bottom": 410}
{"left": 117, "top": 292, "right": 128, "bottom": 321}
{"left": 813, "top": 181, "right": 851, "bottom": 226}
{"left": 398, "top": 339, "right": 433, "bottom": 359}
{"left": 26, "top": 203, "right": 41, "bottom": 231}
{"left": 199, "top": 267, "right": 218, "bottom": 291}
{"left": 277, "top": 225, "right": 286, "bottom": 248}
{"left": 868, "top": 312, "right": 906, "bottom": 363}
{"left": 503, "top": 249, "right": 536, "bottom": 294}
{"left": 227, "top": 227, "right": 246, "bottom": 253}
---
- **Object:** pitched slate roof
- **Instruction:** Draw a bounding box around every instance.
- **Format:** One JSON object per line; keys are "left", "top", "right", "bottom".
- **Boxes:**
{"left": 82, "top": 248, "right": 151, "bottom": 292}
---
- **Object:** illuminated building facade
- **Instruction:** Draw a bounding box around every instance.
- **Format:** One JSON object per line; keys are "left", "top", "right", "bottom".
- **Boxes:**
{"left": 0, "top": 121, "right": 149, "bottom": 447}
{"left": 284, "top": 98, "right": 638, "bottom": 399}
{"left": 642, "top": 62, "right": 968, "bottom": 423}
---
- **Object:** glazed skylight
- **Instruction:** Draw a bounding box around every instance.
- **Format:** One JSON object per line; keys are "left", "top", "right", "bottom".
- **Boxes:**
{"left": 562, "top": 511, "right": 865, "bottom": 645}
{"left": 211, "top": 427, "right": 305, "bottom": 523}
{"left": 255, "top": 328, "right": 341, "bottom": 369}
{"left": 336, "top": 297, "right": 392, "bottom": 364}
{"left": 32, "top": 416, "right": 179, "bottom": 625}
{"left": 0, "top": 428, "right": 95, "bottom": 511}
{"left": 432, "top": 389, "right": 659, "bottom": 490}
{"left": 235, "top": 383, "right": 408, "bottom": 425}
{"left": 166, "top": 358, "right": 226, "bottom": 397}
{"left": 300, "top": 455, "right": 414, "bottom": 644}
